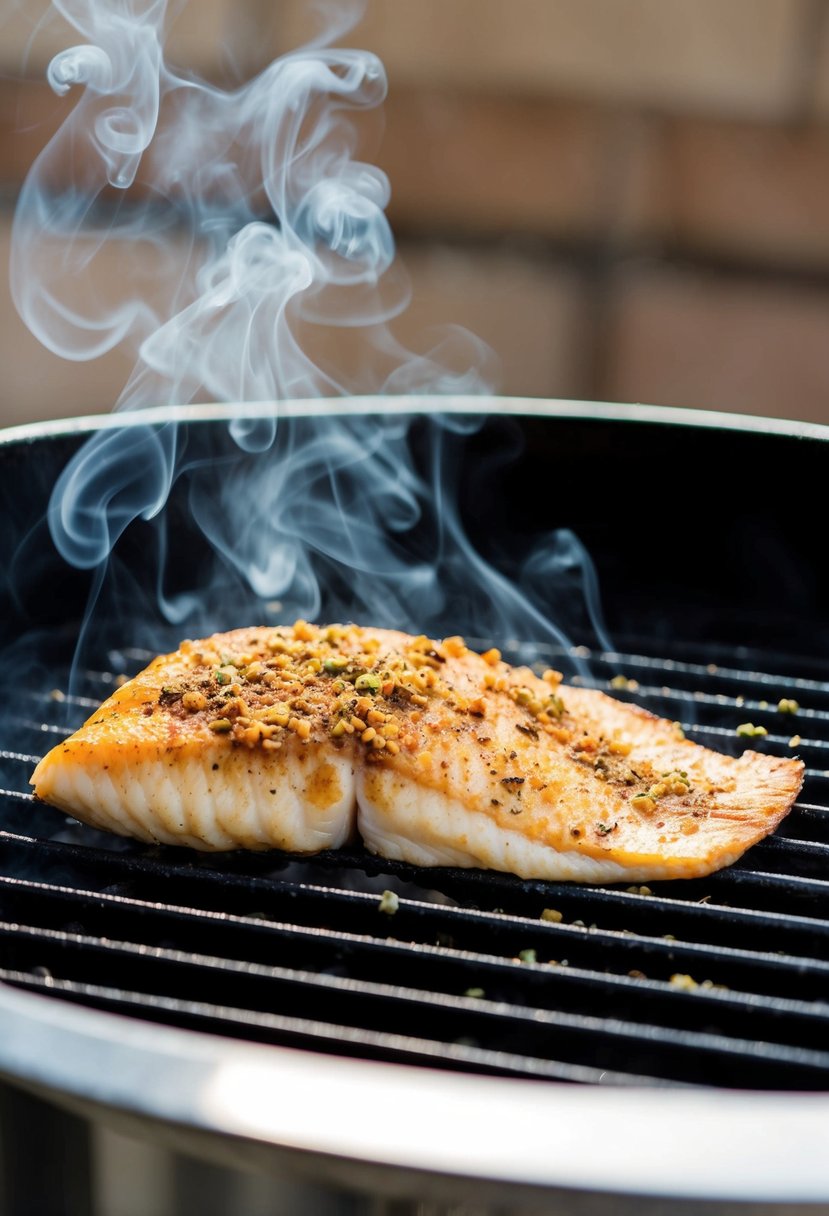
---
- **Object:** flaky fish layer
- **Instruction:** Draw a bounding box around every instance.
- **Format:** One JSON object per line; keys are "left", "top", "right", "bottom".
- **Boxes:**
{"left": 31, "top": 623, "right": 803, "bottom": 882}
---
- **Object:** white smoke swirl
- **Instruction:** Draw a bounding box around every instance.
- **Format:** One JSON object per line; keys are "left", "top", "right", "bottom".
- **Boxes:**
{"left": 7, "top": 0, "right": 611, "bottom": 673}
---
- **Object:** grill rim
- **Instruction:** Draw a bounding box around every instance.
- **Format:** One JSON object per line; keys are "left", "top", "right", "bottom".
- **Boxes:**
{"left": 3, "top": 394, "right": 829, "bottom": 448}
{"left": 4, "top": 396, "right": 829, "bottom": 1206}
{"left": 3, "top": 982, "right": 829, "bottom": 1207}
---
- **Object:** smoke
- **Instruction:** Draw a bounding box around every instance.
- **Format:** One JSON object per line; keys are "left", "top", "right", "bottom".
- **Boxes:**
{"left": 11, "top": 0, "right": 406, "bottom": 377}
{"left": 6, "top": 0, "right": 611, "bottom": 683}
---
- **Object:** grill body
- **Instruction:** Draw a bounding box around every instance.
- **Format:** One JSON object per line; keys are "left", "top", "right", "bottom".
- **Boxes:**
{"left": 1, "top": 398, "right": 829, "bottom": 1212}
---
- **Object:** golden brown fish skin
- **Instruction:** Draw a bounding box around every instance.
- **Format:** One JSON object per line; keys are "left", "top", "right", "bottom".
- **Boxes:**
{"left": 30, "top": 622, "right": 804, "bottom": 879}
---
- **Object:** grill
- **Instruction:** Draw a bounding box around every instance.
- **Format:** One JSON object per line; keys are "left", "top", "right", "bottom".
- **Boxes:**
{"left": 3, "top": 640, "right": 829, "bottom": 1090}
{"left": 2, "top": 399, "right": 829, "bottom": 1211}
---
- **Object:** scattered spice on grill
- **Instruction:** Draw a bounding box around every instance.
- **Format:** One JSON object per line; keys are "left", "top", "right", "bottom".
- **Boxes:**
{"left": 736, "top": 723, "right": 768, "bottom": 739}
{"left": 540, "top": 908, "right": 563, "bottom": 923}
{"left": 777, "top": 698, "right": 799, "bottom": 715}
{"left": 789, "top": 735, "right": 802, "bottom": 749}
{"left": 464, "top": 987, "right": 485, "bottom": 998}
{"left": 377, "top": 889, "right": 399, "bottom": 916}
{"left": 625, "top": 885, "right": 653, "bottom": 896}
{"left": 517, "top": 949, "right": 537, "bottom": 964}
{"left": 669, "top": 973, "right": 698, "bottom": 991}
{"left": 610, "top": 675, "right": 640, "bottom": 691}
{"left": 669, "top": 972, "right": 727, "bottom": 992}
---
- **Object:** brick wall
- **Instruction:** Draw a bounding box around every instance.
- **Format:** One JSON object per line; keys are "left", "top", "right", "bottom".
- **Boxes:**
{"left": 3, "top": 0, "right": 829, "bottom": 425}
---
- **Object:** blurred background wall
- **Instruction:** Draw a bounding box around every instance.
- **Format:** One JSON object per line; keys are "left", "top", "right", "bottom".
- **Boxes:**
{"left": 3, "top": 0, "right": 829, "bottom": 427}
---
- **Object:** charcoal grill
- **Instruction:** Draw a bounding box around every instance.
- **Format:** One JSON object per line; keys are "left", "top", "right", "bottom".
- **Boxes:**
{"left": 1, "top": 398, "right": 829, "bottom": 1213}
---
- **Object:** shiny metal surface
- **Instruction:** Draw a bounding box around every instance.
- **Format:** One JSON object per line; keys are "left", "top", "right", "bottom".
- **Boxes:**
{"left": 1, "top": 982, "right": 828, "bottom": 1213}
{"left": 3, "top": 394, "right": 829, "bottom": 446}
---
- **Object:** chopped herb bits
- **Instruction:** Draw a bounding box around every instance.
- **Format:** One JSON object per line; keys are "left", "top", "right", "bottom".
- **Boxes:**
{"left": 610, "top": 675, "right": 639, "bottom": 691}
{"left": 377, "top": 890, "right": 399, "bottom": 916}
{"left": 669, "top": 973, "right": 698, "bottom": 991}
{"left": 736, "top": 723, "right": 768, "bottom": 739}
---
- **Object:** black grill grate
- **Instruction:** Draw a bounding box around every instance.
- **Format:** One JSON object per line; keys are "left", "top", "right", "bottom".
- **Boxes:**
{"left": 3, "top": 638, "right": 829, "bottom": 1090}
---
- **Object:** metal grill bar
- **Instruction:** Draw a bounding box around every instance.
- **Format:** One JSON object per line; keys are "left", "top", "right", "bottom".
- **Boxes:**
{"left": 2, "top": 922, "right": 828, "bottom": 1089}
{"left": 0, "top": 826, "right": 825, "bottom": 964}
{"left": 0, "top": 967, "right": 663, "bottom": 1087}
{"left": 2, "top": 872, "right": 828, "bottom": 1020}
{"left": 520, "top": 640, "right": 829, "bottom": 696}
{"left": 3, "top": 642, "right": 829, "bottom": 1090}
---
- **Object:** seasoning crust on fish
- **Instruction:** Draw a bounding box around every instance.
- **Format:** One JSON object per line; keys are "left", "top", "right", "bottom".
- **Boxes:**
{"left": 31, "top": 623, "right": 803, "bottom": 882}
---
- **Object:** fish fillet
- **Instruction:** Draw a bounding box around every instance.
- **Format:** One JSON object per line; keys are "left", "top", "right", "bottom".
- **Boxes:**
{"left": 31, "top": 623, "right": 803, "bottom": 883}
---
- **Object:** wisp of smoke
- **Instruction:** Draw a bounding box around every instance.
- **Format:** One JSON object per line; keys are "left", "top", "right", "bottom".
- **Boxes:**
{"left": 6, "top": 0, "right": 611, "bottom": 690}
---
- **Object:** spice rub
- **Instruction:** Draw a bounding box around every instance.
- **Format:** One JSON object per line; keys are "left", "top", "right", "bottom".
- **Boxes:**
{"left": 31, "top": 623, "right": 803, "bottom": 881}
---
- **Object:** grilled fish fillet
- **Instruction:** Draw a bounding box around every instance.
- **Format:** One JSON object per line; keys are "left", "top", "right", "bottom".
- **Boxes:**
{"left": 31, "top": 623, "right": 803, "bottom": 882}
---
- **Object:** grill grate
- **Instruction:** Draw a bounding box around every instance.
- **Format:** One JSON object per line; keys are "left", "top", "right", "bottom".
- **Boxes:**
{"left": 3, "top": 639, "right": 829, "bottom": 1090}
